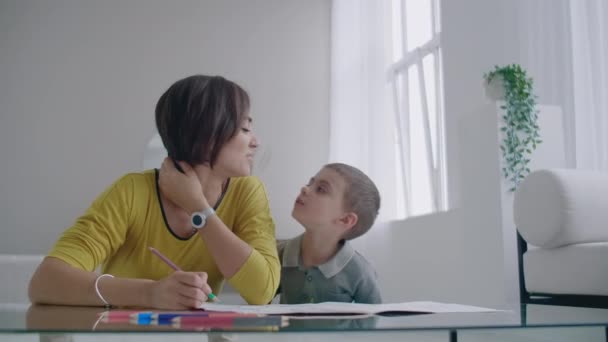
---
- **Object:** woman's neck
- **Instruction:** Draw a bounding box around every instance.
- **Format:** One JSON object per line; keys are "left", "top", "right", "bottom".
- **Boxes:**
{"left": 300, "top": 230, "right": 342, "bottom": 269}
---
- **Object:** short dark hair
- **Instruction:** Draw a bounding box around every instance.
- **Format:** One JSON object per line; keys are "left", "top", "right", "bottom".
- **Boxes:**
{"left": 324, "top": 163, "right": 381, "bottom": 240}
{"left": 155, "top": 75, "right": 250, "bottom": 167}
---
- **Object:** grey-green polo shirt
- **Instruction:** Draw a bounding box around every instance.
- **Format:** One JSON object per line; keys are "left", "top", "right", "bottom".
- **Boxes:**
{"left": 277, "top": 234, "right": 382, "bottom": 304}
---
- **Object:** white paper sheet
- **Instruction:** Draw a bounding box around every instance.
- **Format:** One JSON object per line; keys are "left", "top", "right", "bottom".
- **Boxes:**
{"left": 200, "top": 301, "right": 498, "bottom": 315}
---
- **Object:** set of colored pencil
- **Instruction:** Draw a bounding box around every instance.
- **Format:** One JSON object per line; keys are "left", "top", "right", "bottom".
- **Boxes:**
{"left": 138, "top": 311, "right": 263, "bottom": 325}
{"left": 98, "top": 310, "right": 289, "bottom": 329}
{"left": 98, "top": 310, "right": 152, "bottom": 323}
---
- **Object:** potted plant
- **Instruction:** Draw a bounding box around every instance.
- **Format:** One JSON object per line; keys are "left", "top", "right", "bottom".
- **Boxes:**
{"left": 483, "top": 64, "right": 542, "bottom": 192}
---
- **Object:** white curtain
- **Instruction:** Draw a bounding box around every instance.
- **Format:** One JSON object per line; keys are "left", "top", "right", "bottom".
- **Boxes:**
{"left": 516, "top": 0, "right": 576, "bottom": 167}
{"left": 570, "top": 1, "right": 608, "bottom": 172}
{"left": 329, "top": 0, "right": 397, "bottom": 220}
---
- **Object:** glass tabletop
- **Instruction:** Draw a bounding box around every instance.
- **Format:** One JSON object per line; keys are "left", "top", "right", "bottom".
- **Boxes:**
{"left": 1, "top": 303, "right": 608, "bottom": 334}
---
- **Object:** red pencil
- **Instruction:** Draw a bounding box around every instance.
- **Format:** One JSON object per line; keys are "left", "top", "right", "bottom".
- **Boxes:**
{"left": 100, "top": 316, "right": 132, "bottom": 323}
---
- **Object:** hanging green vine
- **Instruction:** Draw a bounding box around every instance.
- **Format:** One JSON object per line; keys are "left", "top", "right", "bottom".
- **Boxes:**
{"left": 484, "top": 64, "right": 542, "bottom": 192}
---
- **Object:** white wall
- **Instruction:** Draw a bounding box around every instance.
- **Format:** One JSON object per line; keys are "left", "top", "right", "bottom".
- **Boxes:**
{"left": 516, "top": 0, "right": 574, "bottom": 167}
{"left": 0, "top": 0, "right": 330, "bottom": 254}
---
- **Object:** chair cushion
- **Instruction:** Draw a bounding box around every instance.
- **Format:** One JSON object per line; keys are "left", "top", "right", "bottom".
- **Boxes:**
{"left": 514, "top": 169, "right": 608, "bottom": 248}
{"left": 524, "top": 242, "right": 608, "bottom": 296}
{"left": 0, "top": 254, "right": 44, "bottom": 303}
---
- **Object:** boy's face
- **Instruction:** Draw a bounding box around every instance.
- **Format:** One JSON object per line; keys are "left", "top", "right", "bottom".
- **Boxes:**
{"left": 292, "top": 167, "right": 349, "bottom": 230}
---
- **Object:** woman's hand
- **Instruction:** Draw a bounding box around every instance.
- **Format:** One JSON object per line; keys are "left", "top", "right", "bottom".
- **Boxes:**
{"left": 147, "top": 271, "right": 212, "bottom": 310}
{"left": 159, "top": 158, "right": 207, "bottom": 213}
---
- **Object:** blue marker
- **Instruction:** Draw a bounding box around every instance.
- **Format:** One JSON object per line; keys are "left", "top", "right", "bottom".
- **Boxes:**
{"left": 129, "top": 313, "right": 153, "bottom": 325}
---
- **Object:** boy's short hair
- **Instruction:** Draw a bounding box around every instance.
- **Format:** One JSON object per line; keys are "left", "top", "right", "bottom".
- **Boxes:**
{"left": 324, "top": 163, "right": 381, "bottom": 240}
{"left": 155, "top": 75, "right": 250, "bottom": 168}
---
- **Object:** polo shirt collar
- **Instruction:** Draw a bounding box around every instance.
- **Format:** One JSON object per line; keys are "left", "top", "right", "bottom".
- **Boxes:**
{"left": 282, "top": 234, "right": 355, "bottom": 278}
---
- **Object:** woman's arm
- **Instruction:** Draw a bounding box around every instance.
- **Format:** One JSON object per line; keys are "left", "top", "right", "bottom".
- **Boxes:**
{"left": 196, "top": 179, "right": 280, "bottom": 304}
{"left": 29, "top": 257, "right": 212, "bottom": 309}
{"left": 159, "top": 160, "right": 280, "bottom": 304}
{"left": 29, "top": 174, "right": 212, "bottom": 309}
{"left": 159, "top": 160, "right": 255, "bottom": 278}
{"left": 197, "top": 215, "right": 253, "bottom": 278}
{"left": 29, "top": 257, "right": 151, "bottom": 307}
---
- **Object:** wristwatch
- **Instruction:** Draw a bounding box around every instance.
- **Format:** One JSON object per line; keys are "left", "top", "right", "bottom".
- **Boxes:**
{"left": 191, "top": 207, "right": 216, "bottom": 229}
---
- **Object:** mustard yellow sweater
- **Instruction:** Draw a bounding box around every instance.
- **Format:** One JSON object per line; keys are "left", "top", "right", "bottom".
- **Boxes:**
{"left": 49, "top": 169, "right": 279, "bottom": 305}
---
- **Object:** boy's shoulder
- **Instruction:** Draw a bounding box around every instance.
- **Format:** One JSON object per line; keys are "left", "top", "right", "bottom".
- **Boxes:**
{"left": 276, "top": 236, "right": 378, "bottom": 281}
{"left": 342, "top": 249, "right": 378, "bottom": 280}
{"left": 315, "top": 241, "right": 377, "bottom": 282}
{"left": 351, "top": 250, "right": 375, "bottom": 266}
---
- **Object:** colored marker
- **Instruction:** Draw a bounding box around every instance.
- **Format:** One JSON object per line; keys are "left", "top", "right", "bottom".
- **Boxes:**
{"left": 151, "top": 312, "right": 261, "bottom": 323}
{"left": 104, "top": 310, "right": 254, "bottom": 324}
{"left": 128, "top": 315, "right": 153, "bottom": 325}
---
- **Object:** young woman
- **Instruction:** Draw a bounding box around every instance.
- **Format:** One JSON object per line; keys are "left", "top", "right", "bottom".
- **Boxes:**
{"left": 28, "top": 75, "right": 280, "bottom": 309}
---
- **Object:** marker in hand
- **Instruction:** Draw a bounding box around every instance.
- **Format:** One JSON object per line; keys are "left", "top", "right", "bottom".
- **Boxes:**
{"left": 148, "top": 246, "right": 220, "bottom": 303}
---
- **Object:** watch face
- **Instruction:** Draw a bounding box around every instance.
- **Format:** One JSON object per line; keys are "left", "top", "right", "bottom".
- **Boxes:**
{"left": 192, "top": 214, "right": 205, "bottom": 228}
{"left": 191, "top": 208, "right": 214, "bottom": 229}
{"left": 192, "top": 215, "right": 202, "bottom": 226}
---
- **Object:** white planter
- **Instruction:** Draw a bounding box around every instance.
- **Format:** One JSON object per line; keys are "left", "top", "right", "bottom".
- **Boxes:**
{"left": 484, "top": 76, "right": 506, "bottom": 101}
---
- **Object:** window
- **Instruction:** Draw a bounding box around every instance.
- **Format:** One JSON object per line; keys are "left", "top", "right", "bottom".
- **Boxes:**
{"left": 388, "top": 0, "right": 447, "bottom": 218}
{"left": 329, "top": 0, "right": 447, "bottom": 221}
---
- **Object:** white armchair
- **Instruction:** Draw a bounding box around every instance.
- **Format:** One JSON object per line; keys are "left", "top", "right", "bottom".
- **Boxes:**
{"left": 514, "top": 168, "right": 608, "bottom": 307}
{"left": 0, "top": 254, "right": 44, "bottom": 305}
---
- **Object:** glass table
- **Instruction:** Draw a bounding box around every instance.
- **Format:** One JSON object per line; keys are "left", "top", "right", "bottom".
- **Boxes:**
{"left": 1, "top": 303, "right": 608, "bottom": 341}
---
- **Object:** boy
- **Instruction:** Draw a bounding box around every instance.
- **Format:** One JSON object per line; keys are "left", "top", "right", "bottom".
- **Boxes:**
{"left": 277, "top": 163, "right": 382, "bottom": 304}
